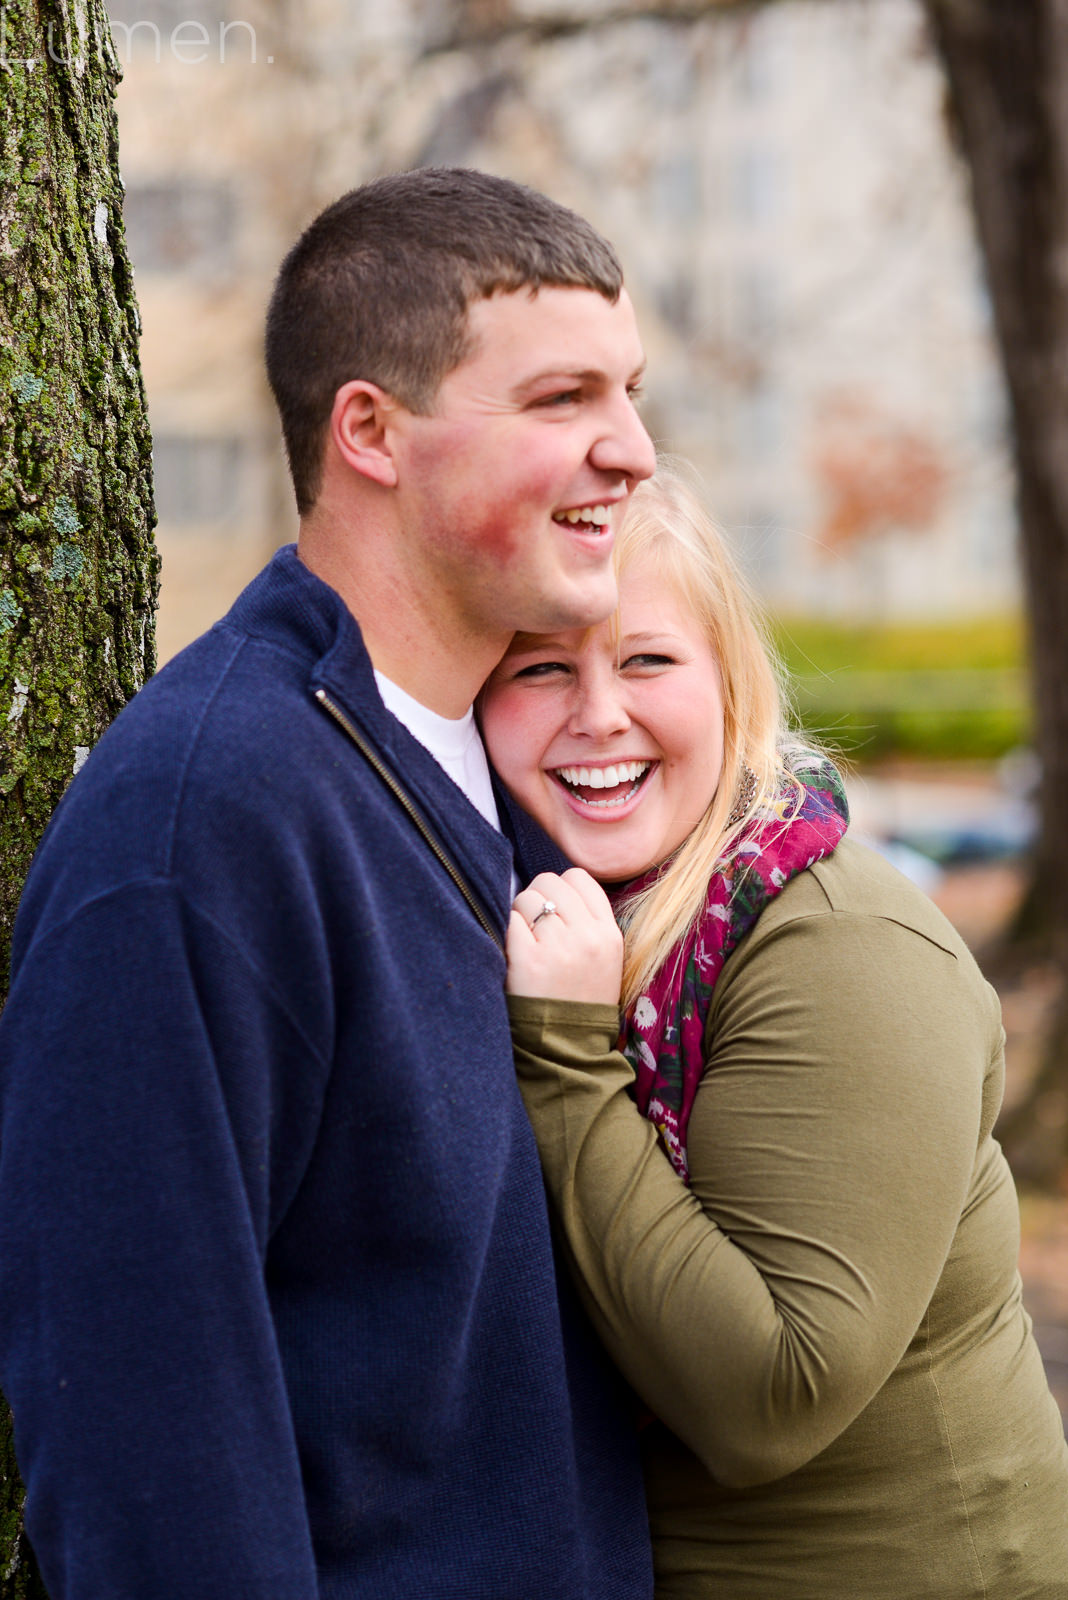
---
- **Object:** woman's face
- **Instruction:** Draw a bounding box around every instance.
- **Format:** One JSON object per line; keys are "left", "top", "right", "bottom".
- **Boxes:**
{"left": 481, "top": 557, "right": 725, "bottom": 883}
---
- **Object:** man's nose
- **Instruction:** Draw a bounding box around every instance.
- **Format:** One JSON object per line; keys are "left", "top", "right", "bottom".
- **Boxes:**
{"left": 589, "top": 394, "right": 657, "bottom": 484}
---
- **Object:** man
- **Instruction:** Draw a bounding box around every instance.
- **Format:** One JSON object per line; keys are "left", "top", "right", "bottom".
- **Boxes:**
{"left": 0, "top": 168, "right": 656, "bottom": 1598}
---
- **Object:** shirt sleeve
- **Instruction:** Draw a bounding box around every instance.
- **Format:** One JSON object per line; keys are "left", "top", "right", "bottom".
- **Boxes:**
{"left": 0, "top": 881, "right": 324, "bottom": 1599}
{"left": 509, "top": 906, "right": 996, "bottom": 1489}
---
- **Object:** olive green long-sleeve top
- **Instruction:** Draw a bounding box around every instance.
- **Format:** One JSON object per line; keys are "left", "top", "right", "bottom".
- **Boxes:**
{"left": 510, "top": 838, "right": 1068, "bottom": 1598}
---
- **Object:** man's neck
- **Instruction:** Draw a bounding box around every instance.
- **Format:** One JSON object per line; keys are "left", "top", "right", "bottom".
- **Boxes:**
{"left": 297, "top": 516, "right": 506, "bottom": 719}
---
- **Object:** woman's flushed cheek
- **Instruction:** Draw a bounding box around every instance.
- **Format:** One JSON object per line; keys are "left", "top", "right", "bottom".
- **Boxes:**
{"left": 482, "top": 692, "right": 561, "bottom": 804}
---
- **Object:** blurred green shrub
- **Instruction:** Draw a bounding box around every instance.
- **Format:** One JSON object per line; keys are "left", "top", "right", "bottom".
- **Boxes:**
{"left": 771, "top": 615, "right": 1030, "bottom": 762}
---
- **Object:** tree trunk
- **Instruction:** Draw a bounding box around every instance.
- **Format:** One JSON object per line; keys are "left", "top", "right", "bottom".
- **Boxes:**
{"left": 0, "top": 0, "right": 156, "bottom": 1585}
{"left": 924, "top": 0, "right": 1068, "bottom": 1183}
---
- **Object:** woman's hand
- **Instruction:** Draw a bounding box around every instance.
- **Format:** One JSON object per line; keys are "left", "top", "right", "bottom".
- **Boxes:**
{"left": 506, "top": 869, "right": 624, "bottom": 1005}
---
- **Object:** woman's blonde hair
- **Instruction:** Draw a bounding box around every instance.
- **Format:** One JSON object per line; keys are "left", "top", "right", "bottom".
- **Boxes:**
{"left": 614, "top": 460, "right": 801, "bottom": 1007}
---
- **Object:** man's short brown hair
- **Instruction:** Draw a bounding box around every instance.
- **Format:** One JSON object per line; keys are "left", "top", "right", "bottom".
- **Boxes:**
{"left": 264, "top": 167, "right": 624, "bottom": 514}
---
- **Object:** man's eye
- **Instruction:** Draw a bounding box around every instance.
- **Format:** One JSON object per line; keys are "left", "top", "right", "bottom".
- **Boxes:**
{"left": 539, "top": 390, "right": 580, "bottom": 407}
{"left": 627, "top": 383, "right": 645, "bottom": 404}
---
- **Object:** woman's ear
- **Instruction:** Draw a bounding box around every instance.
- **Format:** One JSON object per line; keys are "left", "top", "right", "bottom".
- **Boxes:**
{"left": 329, "top": 380, "right": 399, "bottom": 488}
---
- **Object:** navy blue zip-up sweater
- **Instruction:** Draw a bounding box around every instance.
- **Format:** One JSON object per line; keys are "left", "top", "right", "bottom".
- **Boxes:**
{"left": 0, "top": 548, "right": 653, "bottom": 1600}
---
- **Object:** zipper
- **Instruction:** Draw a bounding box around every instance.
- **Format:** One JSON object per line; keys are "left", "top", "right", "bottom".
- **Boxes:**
{"left": 314, "top": 687, "right": 504, "bottom": 953}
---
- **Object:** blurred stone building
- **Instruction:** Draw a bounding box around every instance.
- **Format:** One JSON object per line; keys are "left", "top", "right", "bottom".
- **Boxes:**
{"left": 110, "top": 0, "right": 1018, "bottom": 660}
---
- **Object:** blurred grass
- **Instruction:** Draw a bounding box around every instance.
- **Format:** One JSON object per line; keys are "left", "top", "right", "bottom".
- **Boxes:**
{"left": 771, "top": 614, "right": 1030, "bottom": 762}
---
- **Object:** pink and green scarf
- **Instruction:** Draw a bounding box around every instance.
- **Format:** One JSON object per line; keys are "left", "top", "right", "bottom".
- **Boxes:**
{"left": 616, "top": 754, "right": 849, "bottom": 1182}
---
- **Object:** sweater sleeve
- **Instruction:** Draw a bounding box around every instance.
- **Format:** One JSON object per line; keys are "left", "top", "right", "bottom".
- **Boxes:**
{"left": 0, "top": 881, "right": 324, "bottom": 1600}
{"left": 509, "top": 906, "right": 991, "bottom": 1489}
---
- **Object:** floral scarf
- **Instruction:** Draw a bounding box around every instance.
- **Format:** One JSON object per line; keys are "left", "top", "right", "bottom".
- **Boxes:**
{"left": 616, "top": 753, "right": 849, "bottom": 1182}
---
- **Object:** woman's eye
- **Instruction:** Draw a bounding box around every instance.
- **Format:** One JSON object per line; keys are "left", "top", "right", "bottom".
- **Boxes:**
{"left": 622, "top": 652, "right": 674, "bottom": 670}
{"left": 512, "top": 660, "right": 570, "bottom": 680}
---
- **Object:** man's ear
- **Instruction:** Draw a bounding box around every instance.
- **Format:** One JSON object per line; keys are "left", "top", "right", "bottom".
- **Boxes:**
{"left": 329, "top": 381, "right": 400, "bottom": 488}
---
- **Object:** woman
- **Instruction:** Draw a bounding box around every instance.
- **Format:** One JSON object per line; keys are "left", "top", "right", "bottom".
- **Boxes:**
{"left": 479, "top": 465, "right": 1068, "bottom": 1597}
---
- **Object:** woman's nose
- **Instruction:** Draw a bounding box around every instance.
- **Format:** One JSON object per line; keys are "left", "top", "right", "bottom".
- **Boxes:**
{"left": 568, "top": 676, "right": 631, "bottom": 740}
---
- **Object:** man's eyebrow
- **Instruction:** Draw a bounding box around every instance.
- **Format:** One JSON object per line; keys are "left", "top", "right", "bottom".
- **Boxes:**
{"left": 511, "top": 368, "right": 603, "bottom": 397}
{"left": 512, "top": 359, "right": 647, "bottom": 399}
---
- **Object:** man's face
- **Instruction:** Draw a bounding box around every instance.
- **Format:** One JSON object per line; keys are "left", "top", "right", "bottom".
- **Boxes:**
{"left": 389, "top": 286, "right": 656, "bottom": 650}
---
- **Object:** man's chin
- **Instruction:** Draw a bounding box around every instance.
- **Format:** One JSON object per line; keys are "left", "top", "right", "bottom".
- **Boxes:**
{"left": 550, "top": 574, "right": 620, "bottom": 631}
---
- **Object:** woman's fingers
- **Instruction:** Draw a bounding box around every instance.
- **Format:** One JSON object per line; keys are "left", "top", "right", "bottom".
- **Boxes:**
{"left": 559, "top": 866, "right": 620, "bottom": 922}
{"left": 506, "top": 872, "right": 624, "bottom": 1004}
{"left": 513, "top": 888, "right": 564, "bottom": 937}
{"left": 513, "top": 869, "right": 613, "bottom": 930}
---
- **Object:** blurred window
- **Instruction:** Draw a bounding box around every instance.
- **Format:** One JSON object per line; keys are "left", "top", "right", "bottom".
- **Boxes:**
{"left": 153, "top": 436, "right": 245, "bottom": 526}
{"left": 731, "top": 509, "right": 783, "bottom": 584}
{"left": 656, "top": 274, "right": 695, "bottom": 337}
{"left": 650, "top": 152, "right": 699, "bottom": 223}
{"left": 123, "top": 181, "right": 236, "bottom": 275}
{"left": 730, "top": 147, "right": 781, "bottom": 226}
{"left": 732, "top": 20, "right": 780, "bottom": 103}
{"left": 648, "top": 31, "right": 696, "bottom": 110}
{"left": 735, "top": 262, "right": 779, "bottom": 341}
{"left": 734, "top": 383, "right": 783, "bottom": 461}
{"left": 107, "top": 0, "right": 223, "bottom": 56}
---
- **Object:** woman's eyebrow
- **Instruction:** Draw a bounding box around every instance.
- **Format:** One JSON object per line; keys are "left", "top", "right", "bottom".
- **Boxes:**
{"left": 619, "top": 631, "right": 680, "bottom": 647}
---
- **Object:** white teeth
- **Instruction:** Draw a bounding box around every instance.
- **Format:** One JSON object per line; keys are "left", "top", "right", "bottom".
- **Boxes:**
{"left": 554, "top": 504, "right": 611, "bottom": 527}
{"left": 555, "top": 760, "right": 650, "bottom": 793}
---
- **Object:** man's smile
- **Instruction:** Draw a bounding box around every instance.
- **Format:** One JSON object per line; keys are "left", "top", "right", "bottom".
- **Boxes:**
{"left": 552, "top": 503, "right": 612, "bottom": 527}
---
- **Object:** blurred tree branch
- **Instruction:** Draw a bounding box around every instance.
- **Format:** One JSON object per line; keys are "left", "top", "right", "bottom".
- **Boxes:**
{"left": 926, "top": 0, "right": 1068, "bottom": 1185}
{"left": 423, "top": 0, "right": 796, "bottom": 52}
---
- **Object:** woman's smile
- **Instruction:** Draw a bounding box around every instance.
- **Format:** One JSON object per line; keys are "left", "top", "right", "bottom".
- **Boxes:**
{"left": 550, "top": 758, "right": 656, "bottom": 811}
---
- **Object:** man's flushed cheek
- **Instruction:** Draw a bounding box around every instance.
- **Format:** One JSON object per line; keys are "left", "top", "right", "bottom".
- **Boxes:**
{"left": 449, "top": 484, "right": 528, "bottom": 561}
{"left": 469, "top": 507, "right": 524, "bottom": 560}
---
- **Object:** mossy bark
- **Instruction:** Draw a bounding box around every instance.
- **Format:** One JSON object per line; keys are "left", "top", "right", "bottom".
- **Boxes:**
{"left": 0, "top": 0, "right": 156, "bottom": 1588}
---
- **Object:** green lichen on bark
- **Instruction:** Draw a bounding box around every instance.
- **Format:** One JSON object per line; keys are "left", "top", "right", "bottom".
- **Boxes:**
{"left": 0, "top": 1410, "right": 45, "bottom": 1600}
{"left": 0, "top": 0, "right": 157, "bottom": 972}
{"left": 0, "top": 0, "right": 157, "bottom": 1588}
